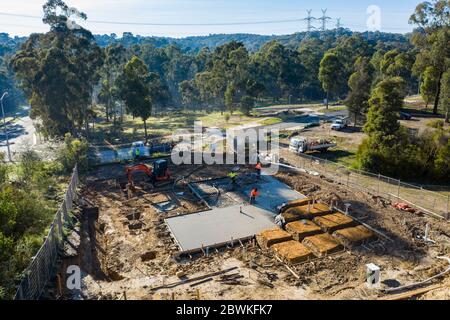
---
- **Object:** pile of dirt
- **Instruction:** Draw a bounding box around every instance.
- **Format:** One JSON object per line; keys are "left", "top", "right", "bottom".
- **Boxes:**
{"left": 332, "top": 225, "right": 377, "bottom": 247}
{"left": 256, "top": 228, "right": 293, "bottom": 249}
{"left": 285, "top": 220, "right": 322, "bottom": 241}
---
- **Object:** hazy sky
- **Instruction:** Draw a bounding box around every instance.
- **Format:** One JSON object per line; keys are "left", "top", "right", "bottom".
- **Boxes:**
{"left": 0, "top": 0, "right": 422, "bottom": 38}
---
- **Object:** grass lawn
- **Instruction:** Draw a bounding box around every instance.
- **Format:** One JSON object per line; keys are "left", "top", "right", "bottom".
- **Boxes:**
{"left": 91, "top": 110, "right": 287, "bottom": 144}
{"left": 318, "top": 105, "right": 347, "bottom": 114}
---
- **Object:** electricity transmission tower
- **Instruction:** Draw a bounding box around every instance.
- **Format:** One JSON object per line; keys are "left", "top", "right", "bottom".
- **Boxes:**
{"left": 336, "top": 18, "right": 342, "bottom": 29}
{"left": 303, "top": 10, "right": 316, "bottom": 32}
{"left": 318, "top": 9, "right": 332, "bottom": 31}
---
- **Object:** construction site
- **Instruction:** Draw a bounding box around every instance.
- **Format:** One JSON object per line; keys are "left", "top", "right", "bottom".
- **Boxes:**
{"left": 54, "top": 151, "right": 450, "bottom": 300}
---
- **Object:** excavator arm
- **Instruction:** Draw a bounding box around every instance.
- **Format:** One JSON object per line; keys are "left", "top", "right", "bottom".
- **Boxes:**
{"left": 125, "top": 164, "right": 153, "bottom": 187}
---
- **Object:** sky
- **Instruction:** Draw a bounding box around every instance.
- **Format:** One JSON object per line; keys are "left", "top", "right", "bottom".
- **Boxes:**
{"left": 0, "top": 0, "right": 422, "bottom": 38}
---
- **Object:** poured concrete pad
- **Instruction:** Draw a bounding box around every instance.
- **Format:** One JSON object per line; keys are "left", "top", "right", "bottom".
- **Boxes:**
{"left": 313, "top": 213, "right": 358, "bottom": 233}
{"left": 241, "top": 175, "right": 306, "bottom": 212}
{"left": 256, "top": 228, "right": 292, "bottom": 249}
{"left": 285, "top": 220, "right": 323, "bottom": 241}
{"left": 284, "top": 202, "right": 332, "bottom": 220}
{"left": 332, "top": 225, "right": 376, "bottom": 247}
{"left": 271, "top": 240, "right": 314, "bottom": 265}
{"left": 165, "top": 205, "right": 276, "bottom": 253}
{"left": 302, "top": 233, "right": 343, "bottom": 257}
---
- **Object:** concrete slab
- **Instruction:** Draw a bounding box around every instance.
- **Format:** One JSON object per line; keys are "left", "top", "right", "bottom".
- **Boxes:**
{"left": 165, "top": 205, "right": 277, "bottom": 253}
{"left": 190, "top": 175, "right": 306, "bottom": 212}
{"left": 240, "top": 175, "right": 306, "bottom": 212}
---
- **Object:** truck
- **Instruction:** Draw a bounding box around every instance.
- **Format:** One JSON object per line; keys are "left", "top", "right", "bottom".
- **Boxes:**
{"left": 330, "top": 117, "right": 350, "bottom": 131}
{"left": 131, "top": 141, "right": 148, "bottom": 158}
{"left": 289, "top": 136, "right": 336, "bottom": 154}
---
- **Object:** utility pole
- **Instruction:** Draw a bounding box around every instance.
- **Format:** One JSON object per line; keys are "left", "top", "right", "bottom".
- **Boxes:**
{"left": 318, "top": 9, "right": 332, "bottom": 31}
{"left": 303, "top": 10, "right": 316, "bottom": 32}
{"left": 0, "top": 92, "right": 12, "bottom": 162}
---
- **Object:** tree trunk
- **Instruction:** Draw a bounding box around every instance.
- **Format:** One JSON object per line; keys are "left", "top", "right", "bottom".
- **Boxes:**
{"left": 354, "top": 112, "right": 357, "bottom": 127}
{"left": 445, "top": 110, "right": 449, "bottom": 123}
{"left": 433, "top": 71, "right": 443, "bottom": 115}
{"left": 143, "top": 119, "right": 148, "bottom": 143}
{"left": 326, "top": 91, "right": 329, "bottom": 109}
{"left": 105, "top": 100, "right": 110, "bottom": 122}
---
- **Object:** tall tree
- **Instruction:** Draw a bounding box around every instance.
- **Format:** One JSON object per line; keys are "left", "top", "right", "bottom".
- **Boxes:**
{"left": 410, "top": 0, "right": 450, "bottom": 114}
{"left": 357, "top": 77, "right": 407, "bottom": 174}
{"left": 11, "top": 0, "right": 103, "bottom": 137}
{"left": 98, "top": 44, "right": 127, "bottom": 123}
{"left": 440, "top": 70, "right": 450, "bottom": 122}
{"left": 345, "top": 57, "right": 374, "bottom": 125}
{"left": 420, "top": 66, "right": 440, "bottom": 108}
{"left": 364, "top": 77, "right": 405, "bottom": 141}
{"left": 116, "top": 56, "right": 153, "bottom": 141}
{"left": 319, "top": 52, "right": 345, "bottom": 108}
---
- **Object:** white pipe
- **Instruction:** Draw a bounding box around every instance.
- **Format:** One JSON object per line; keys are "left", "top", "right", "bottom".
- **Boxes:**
{"left": 385, "top": 256, "right": 450, "bottom": 293}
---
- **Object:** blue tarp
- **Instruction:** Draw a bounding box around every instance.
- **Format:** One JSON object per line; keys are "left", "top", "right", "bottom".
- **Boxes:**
{"left": 89, "top": 143, "right": 172, "bottom": 165}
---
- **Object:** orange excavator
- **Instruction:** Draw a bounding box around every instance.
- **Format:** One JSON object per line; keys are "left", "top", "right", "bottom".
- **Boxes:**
{"left": 125, "top": 159, "right": 171, "bottom": 190}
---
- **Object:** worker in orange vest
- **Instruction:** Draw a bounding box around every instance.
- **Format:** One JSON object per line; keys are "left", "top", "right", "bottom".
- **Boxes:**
{"left": 249, "top": 187, "right": 259, "bottom": 204}
{"left": 255, "top": 161, "right": 262, "bottom": 179}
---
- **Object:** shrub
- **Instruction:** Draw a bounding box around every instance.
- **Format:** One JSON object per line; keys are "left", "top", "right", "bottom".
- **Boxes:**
{"left": 57, "top": 133, "right": 89, "bottom": 173}
{"left": 427, "top": 119, "right": 445, "bottom": 129}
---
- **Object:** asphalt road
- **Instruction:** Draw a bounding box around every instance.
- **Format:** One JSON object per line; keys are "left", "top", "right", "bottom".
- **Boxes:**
{"left": 258, "top": 109, "right": 349, "bottom": 132}
{"left": 0, "top": 108, "right": 36, "bottom": 160}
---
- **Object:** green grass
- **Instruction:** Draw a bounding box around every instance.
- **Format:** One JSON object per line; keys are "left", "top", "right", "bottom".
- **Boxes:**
{"left": 258, "top": 117, "right": 283, "bottom": 126}
{"left": 318, "top": 105, "right": 347, "bottom": 114}
{"left": 91, "top": 110, "right": 285, "bottom": 144}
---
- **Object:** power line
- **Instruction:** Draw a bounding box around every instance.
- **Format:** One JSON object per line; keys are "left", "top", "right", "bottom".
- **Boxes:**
{"left": 0, "top": 11, "right": 414, "bottom": 34}
{"left": 0, "top": 11, "right": 308, "bottom": 27}
{"left": 318, "top": 9, "right": 332, "bottom": 31}
{"left": 302, "top": 10, "right": 316, "bottom": 32}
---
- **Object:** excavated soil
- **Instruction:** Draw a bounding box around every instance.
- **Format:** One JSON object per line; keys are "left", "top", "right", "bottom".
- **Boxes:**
{"left": 59, "top": 159, "right": 450, "bottom": 300}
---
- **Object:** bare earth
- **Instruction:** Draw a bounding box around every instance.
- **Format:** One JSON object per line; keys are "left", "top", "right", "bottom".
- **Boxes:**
{"left": 56, "top": 158, "right": 450, "bottom": 300}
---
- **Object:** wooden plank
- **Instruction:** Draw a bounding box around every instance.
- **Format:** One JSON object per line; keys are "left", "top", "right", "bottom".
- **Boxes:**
{"left": 150, "top": 266, "right": 238, "bottom": 291}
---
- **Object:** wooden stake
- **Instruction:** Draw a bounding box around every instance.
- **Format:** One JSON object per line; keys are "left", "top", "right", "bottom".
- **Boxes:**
{"left": 56, "top": 273, "right": 63, "bottom": 296}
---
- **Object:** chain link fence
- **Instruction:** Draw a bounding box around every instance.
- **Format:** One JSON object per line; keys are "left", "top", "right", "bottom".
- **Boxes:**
{"left": 14, "top": 165, "right": 79, "bottom": 300}
{"left": 290, "top": 153, "right": 449, "bottom": 219}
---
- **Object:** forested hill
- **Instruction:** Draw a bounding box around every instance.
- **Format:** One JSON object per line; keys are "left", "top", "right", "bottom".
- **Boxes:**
{"left": 93, "top": 29, "right": 412, "bottom": 52}
{"left": 0, "top": 29, "right": 411, "bottom": 54}
{"left": 0, "top": 29, "right": 412, "bottom": 114}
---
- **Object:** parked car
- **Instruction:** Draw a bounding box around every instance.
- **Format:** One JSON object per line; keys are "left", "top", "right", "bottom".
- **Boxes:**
{"left": 330, "top": 117, "right": 350, "bottom": 131}
{"left": 399, "top": 112, "right": 412, "bottom": 120}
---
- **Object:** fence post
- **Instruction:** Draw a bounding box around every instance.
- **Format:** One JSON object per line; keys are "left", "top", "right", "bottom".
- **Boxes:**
{"left": 446, "top": 195, "right": 449, "bottom": 220}
{"left": 377, "top": 174, "right": 380, "bottom": 194}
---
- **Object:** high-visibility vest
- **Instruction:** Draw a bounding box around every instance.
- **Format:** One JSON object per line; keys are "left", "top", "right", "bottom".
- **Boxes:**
{"left": 250, "top": 189, "right": 259, "bottom": 197}
{"left": 228, "top": 172, "right": 237, "bottom": 178}
{"left": 255, "top": 163, "right": 262, "bottom": 170}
